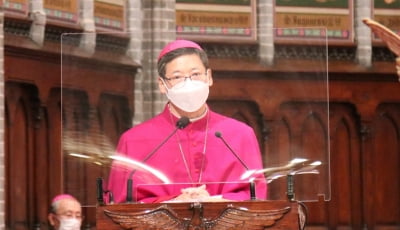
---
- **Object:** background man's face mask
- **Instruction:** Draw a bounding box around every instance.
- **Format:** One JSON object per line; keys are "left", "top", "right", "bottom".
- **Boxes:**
{"left": 57, "top": 217, "right": 81, "bottom": 230}
{"left": 164, "top": 78, "right": 209, "bottom": 112}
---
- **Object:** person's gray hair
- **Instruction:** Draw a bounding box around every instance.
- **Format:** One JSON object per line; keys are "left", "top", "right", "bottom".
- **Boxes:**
{"left": 50, "top": 200, "right": 61, "bottom": 214}
{"left": 49, "top": 194, "right": 77, "bottom": 214}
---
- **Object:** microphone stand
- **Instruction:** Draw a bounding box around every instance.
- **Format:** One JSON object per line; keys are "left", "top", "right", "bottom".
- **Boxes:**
{"left": 286, "top": 174, "right": 295, "bottom": 201}
{"left": 97, "top": 177, "right": 104, "bottom": 205}
{"left": 250, "top": 180, "right": 256, "bottom": 200}
{"left": 126, "top": 117, "right": 190, "bottom": 203}
{"left": 215, "top": 131, "right": 257, "bottom": 200}
{"left": 126, "top": 127, "right": 179, "bottom": 202}
{"left": 97, "top": 177, "right": 114, "bottom": 205}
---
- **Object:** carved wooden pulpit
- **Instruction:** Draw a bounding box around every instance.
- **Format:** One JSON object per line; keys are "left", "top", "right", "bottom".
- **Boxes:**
{"left": 96, "top": 200, "right": 306, "bottom": 230}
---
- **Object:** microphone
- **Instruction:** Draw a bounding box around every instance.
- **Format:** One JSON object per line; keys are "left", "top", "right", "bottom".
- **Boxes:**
{"left": 126, "top": 116, "right": 190, "bottom": 202}
{"left": 215, "top": 131, "right": 257, "bottom": 200}
{"left": 96, "top": 177, "right": 104, "bottom": 205}
{"left": 97, "top": 177, "right": 114, "bottom": 204}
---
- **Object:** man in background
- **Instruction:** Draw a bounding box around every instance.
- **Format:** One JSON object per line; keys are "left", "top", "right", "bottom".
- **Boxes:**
{"left": 48, "top": 194, "right": 82, "bottom": 230}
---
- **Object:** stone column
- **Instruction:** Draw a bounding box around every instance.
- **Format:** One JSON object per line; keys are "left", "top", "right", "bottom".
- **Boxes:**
{"left": 129, "top": 0, "right": 175, "bottom": 125}
{"left": 258, "top": 0, "right": 274, "bottom": 66}
{"left": 147, "top": 0, "right": 176, "bottom": 116}
{"left": 126, "top": 0, "right": 146, "bottom": 125}
{"left": 29, "top": 0, "right": 46, "bottom": 46}
{"left": 79, "top": 0, "right": 96, "bottom": 54}
{"left": 355, "top": 0, "right": 372, "bottom": 67}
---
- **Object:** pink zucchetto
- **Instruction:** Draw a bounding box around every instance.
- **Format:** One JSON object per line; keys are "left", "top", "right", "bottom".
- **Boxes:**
{"left": 51, "top": 194, "right": 76, "bottom": 203}
{"left": 158, "top": 39, "right": 203, "bottom": 61}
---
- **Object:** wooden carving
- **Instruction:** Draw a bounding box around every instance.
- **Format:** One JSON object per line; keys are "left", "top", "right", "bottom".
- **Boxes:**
{"left": 363, "top": 18, "right": 400, "bottom": 80}
{"left": 362, "top": 18, "right": 400, "bottom": 57}
{"left": 103, "top": 202, "right": 291, "bottom": 230}
{"left": 104, "top": 204, "right": 189, "bottom": 229}
{"left": 203, "top": 204, "right": 290, "bottom": 229}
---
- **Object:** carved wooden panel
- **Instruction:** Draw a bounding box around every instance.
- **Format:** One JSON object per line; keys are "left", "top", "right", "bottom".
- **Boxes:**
{"left": 5, "top": 36, "right": 136, "bottom": 229}
{"left": 5, "top": 82, "right": 50, "bottom": 229}
{"left": 61, "top": 89, "right": 132, "bottom": 228}
{"left": 208, "top": 73, "right": 400, "bottom": 229}
{"left": 96, "top": 201, "right": 302, "bottom": 230}
{"left": 365, "top": 103, "right": 400, "bottom": 229}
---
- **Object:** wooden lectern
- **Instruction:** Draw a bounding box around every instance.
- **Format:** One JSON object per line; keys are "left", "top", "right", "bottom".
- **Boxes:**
{"left": 96, "top": 200, "right": 305, "bottom": 230}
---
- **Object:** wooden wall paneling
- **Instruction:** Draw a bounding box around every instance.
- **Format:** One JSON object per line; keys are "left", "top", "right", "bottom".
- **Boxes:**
{"left": 96, "top": 93, "right": 133, "bottom": 187}
{"left": 61, "top": 88, "right": 97, "bottom": 229}
{"left": 328, "top": 78, "right": 400, "bottom": 229}
{"left": 5, "top": 82, "right": 41, "bottom": 230}
{"left": 5, "top": 21, "right": 137, "bottom": 230}
{"left": 83, "top": 148, "right": 102, "bottom": 230}
{"left": 33, "top": 92, "right": 50, "bottom": 229}
{"left": 61, "top": 89, "right": 90, "bottom": 199}
{"left": 82, "top": 103, "right": 117, "bottom": 229}
{"left": 282, "top": 102, "right": 329, "bottom": 201}
{"left": 4, "top": 48, "right": 62, "bottom": 229}
{"left": 71, "top": 93, "right": 133, "bottom": 229}
{"left": 211, "top": 74, "right": 329, "bottom": 193}
{"left": 47, "top": 88, "right": 62, "bottom": 209}
{"left": 81, "top": 105, "right": 101, "bottom": 230}
{"left": 263, "top": 102, "right": 329, "bottom": 202}
{"left": 98, "top": 93, "right": 132, "bottom": 148}
{"left": 265, "top": 111, "right": 291, "bottom": 201}
{"left": 271, "top": 102, "right": 329, "bottom": 229}
{"left": 5, "top": 43, "right": 64, "bottom": 229}
{"left": 61, "top": 91, "right": 134, "bottom": 229}
{"left": 6, "top": 83, "right": 29, "bottom": 230}
{"left": 4, "top": 49, "right": 63, "bottom": 104}
{"left": 361, "top": 110, "right": 375, "bottom": 230}
{"left": 325, "top": 103, "right": 362, "bottom": 229}
{"left": 60, "top": 56, "right": 136, "bottom": 108}
{"left": 367, "top": 103, "right": 400, "bottom": 229}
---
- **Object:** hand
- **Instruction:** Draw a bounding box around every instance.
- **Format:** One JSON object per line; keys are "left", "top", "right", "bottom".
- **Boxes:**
{"left": 174, "top": 185, "right": 210, "bottom": 202}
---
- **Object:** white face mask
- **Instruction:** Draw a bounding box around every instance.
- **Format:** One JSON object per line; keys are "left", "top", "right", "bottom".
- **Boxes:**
{"left": 164, "top": 79, "right": 209, "bottom": 112}
{"left": 58, "top": 218, "right": 81, "bottom": 230}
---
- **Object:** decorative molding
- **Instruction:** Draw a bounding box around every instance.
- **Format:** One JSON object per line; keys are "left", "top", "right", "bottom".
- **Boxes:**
{"left": 4, "top": 17, "right": 30, "bottom": 37}
{"left": 176, "top": 0, "right": 257, "bottom": 42}
{"left": 203, "top": 43, "right": 362, "bottom": 62}
{"left": 94, "top": 0, "right": 126, "bottom": 31}
{"left": 372, "top": 46, "right": 397, "bottom": 61}
{"left": 104, "top": 203, "right": 291, "bottom": 230}
{"left": 96, "top": 33, "right": 130, "bottom": 54}
{"left": 203, "top": 43, "right": 257, "bottom": 59}
{"left": 4, "top": 0, "right": 29, "bottom": 17}
{"left": 44, "top": 24, "right": 82, "bottom": 44}
{"left": 44, "top": 0, "right": 79, "bottom": 24}
{"left": 274, "top": 0, "right": 354, "bottom": 44}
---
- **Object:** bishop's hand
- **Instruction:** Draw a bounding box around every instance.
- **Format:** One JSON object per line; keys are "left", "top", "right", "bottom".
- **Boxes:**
{"left": 173, "top": 185, "right": 210, "bottom": 202}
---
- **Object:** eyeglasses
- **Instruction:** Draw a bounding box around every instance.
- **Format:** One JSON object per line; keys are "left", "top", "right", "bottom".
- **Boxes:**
{"left": 164, "top": 72, "right": 207, "bottom": 85}
{"left": 56, "top": 212, "right": 83, "bottom": 220}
